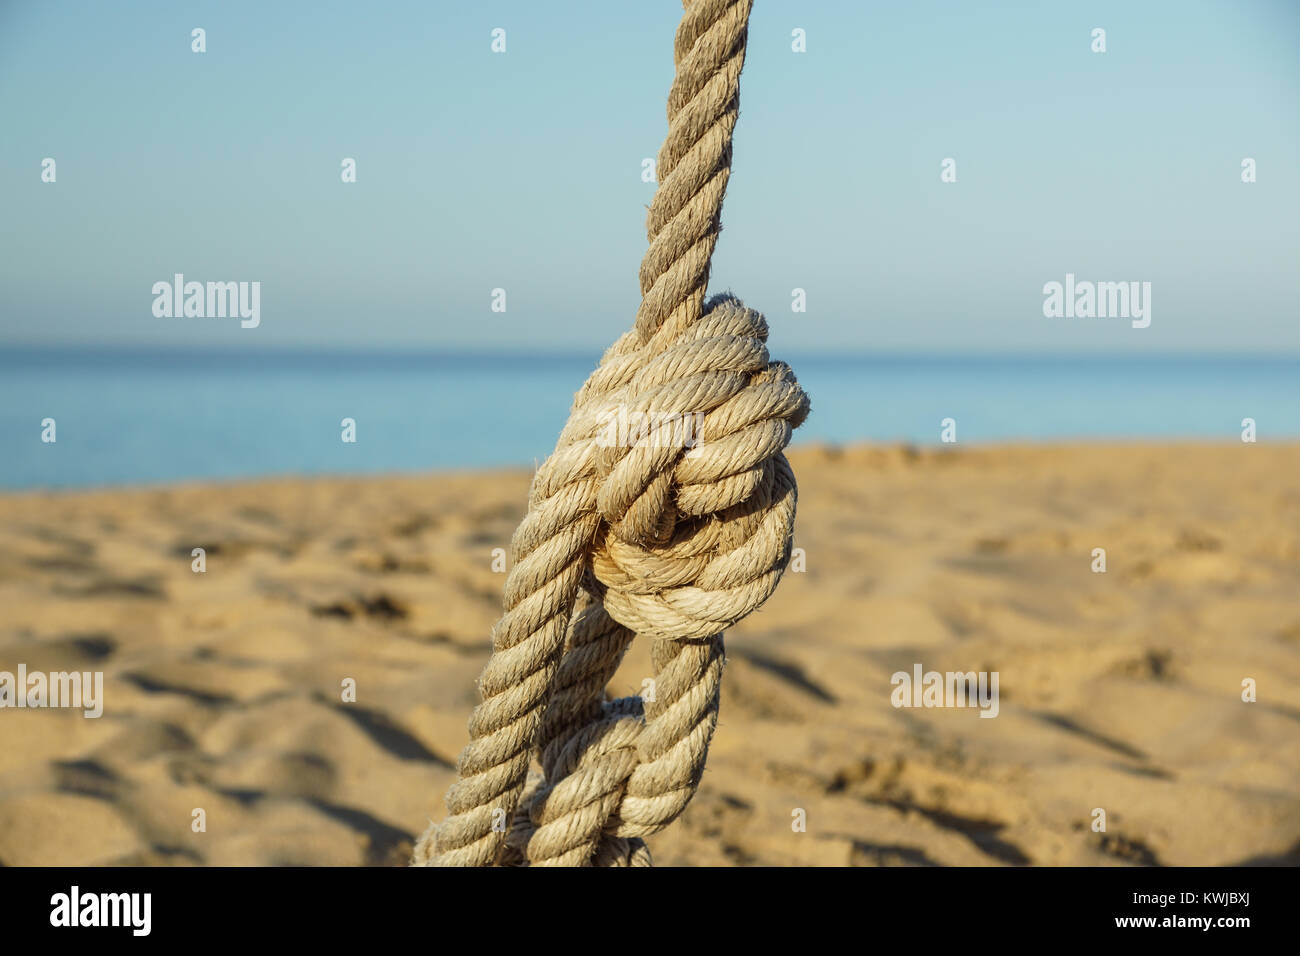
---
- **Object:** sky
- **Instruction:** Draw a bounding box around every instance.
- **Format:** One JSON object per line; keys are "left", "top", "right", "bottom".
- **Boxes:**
{"left": 1, "top": 0, "right": 1297, "bottom": 355}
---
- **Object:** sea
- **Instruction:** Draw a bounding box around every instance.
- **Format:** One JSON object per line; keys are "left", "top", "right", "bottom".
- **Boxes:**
{"left": 2, "top": 347, "right": 1297, "bottom": 490}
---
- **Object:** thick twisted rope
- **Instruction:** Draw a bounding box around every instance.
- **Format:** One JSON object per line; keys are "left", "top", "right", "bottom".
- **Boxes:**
{"left": 413, "top": 0, "right": 808, "bottom": 867}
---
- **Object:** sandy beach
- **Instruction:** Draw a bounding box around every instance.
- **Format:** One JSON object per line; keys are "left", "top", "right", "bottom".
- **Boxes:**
{"left": 1, "top": 441, "right": 1298, "bottom": 867}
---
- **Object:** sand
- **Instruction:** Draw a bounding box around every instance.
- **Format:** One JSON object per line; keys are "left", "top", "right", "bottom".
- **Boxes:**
{"left": 1, "top": 442, "right": 1298, "bottom": 867}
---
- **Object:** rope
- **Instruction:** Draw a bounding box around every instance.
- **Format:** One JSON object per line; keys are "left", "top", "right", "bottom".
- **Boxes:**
{"left": 412, "top": 0, "right": 808, "bottom": 868}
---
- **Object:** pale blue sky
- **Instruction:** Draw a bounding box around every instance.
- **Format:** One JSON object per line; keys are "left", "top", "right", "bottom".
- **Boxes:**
{"left": 1, "top": 0, "right": 1297, "bottom": 354}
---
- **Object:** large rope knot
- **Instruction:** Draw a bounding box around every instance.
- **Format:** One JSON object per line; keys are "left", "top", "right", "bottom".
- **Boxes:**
{"left": 413, "top": 0, "right": 803, "bottom": 868}
{"left": 490, "top": 294, "right": 807, "bottom": 866}
{"left": 585, "top": 294, "right": 809, "bottom": 642}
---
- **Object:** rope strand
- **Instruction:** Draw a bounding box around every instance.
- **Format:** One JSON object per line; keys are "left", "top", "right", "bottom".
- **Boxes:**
{"left": 413, "top": 0, "right": 808, "bottom": 868}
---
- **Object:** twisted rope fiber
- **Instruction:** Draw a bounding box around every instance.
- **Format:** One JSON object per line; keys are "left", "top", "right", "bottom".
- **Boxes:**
{"left": 413, "top": 0, "right": 808, "bottom": 867}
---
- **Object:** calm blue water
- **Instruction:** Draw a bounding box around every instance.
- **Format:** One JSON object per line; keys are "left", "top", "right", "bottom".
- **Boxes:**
{"left": 2, "top": 348, "right": 1297, "bottom": 490}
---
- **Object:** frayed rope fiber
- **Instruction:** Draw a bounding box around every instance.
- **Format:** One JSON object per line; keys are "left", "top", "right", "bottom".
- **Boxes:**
{"left": 413, "top": 0, "right": 809, "bottom": 867}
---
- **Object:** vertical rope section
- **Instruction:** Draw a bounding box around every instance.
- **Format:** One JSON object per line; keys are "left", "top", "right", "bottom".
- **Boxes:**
{"left": 636, "top": 0, "right": 752, "bottom": 344}
{"left": 413, "top": 0, "right": 808, "bottom": 868}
